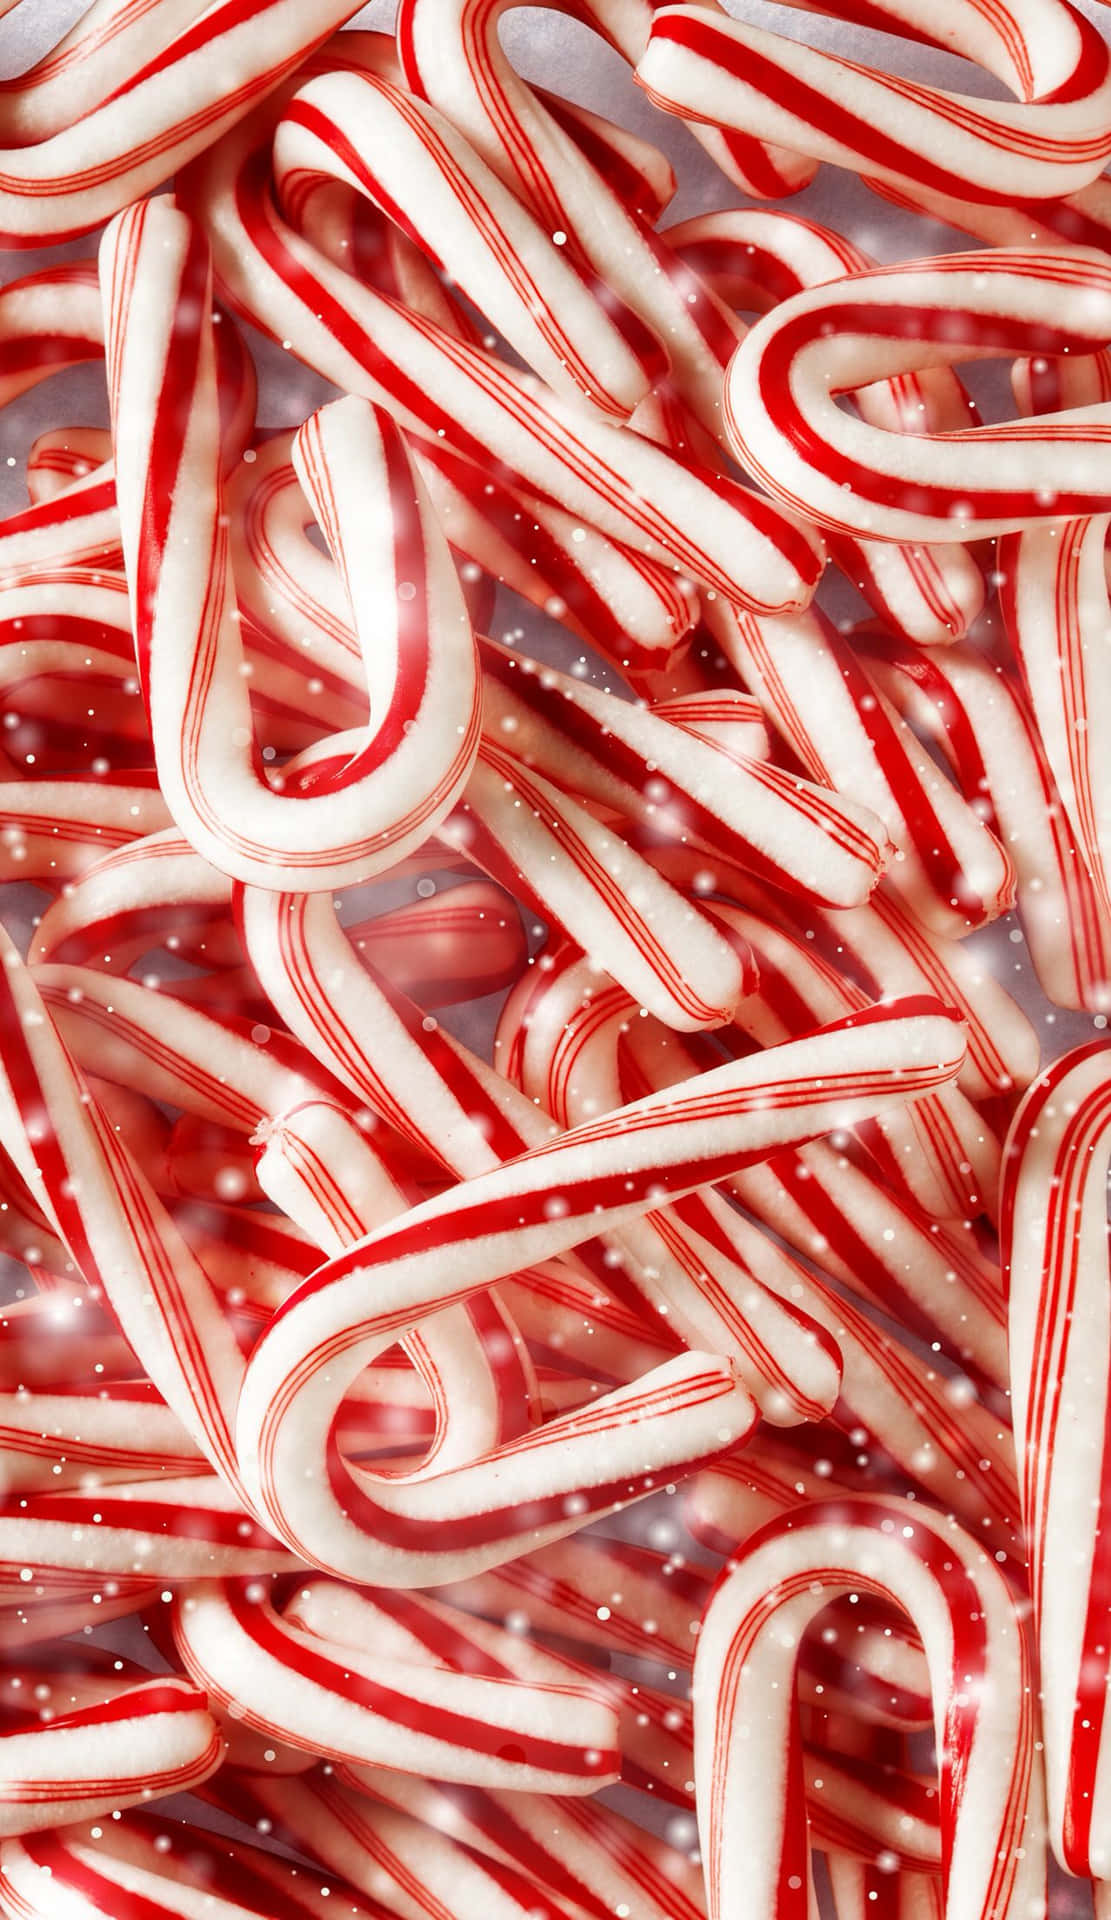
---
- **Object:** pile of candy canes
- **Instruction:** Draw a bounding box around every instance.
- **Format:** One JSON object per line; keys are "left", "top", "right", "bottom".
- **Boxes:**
{"left": 0, "top": 0, "right": 1106, "bottom": 1915}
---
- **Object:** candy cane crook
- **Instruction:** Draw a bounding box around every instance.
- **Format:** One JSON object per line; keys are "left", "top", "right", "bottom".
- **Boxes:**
{"left": 722, "top": 249, "right": 1111, "bottom": 542}
{"left": 102, "top": 196, "right": 482, "bottom": 892}
{"left": 695, "top": 1496, "right": 1045, "bottom": 1920}
{"left": 637, "top": 0, "right": 1111, "bottom": 209}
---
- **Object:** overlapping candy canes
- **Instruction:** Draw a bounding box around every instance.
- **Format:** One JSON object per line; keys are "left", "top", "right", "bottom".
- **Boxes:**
{"left": 0, "top": 1, "right": 367, "bottom": 246}
{"left": 636, "top": 0, "right": 1111, "bottom": 210}
{"left": 0, "top": 0, "right": 1100, "bottom": 1910}
{"left": 103, "top": 197, "right": 483, "bottom": 894}
{"left": 695, "top": 1497, "right": 1045, "bottom": 1920}
{"left": 721, "top": 248, "right": 1111, "bottom": 542}
{"left": 236, "top": 1001, "right": 965, "bottom": 1584}
{"left": 1004, "top": 1043, "right": 1111, "bottom": 1883}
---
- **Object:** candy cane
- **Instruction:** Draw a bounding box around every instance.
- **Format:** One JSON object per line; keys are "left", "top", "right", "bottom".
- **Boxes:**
{"left": 299, "top": 1543, "right": 936, "bottom": 1827}
{"left": 502, "top": 945, "right": 844, "bottom": 1423}
{"left": 180, "top": 98, "right": 825, "bottom": 610}
{"left": 255, "top": 1099, "right": 539, "bottom": 1470}
{"left": 727, "top": 1140, "right": 1009, "bottom": 1391}
{"left": 477, "top": 638, "right": 892, "bottom": 912}
{"left": 0, "top": 930, "right": 257, "bottom": 1484}
{"left": 388, "top": 1, "right": 748, "bottom": 436}
{"left": 171, "top": 1575, "right": 618, "bottom": 1792}
{"left": 0, "top": 1813, "right": 388, "bottom": 1920}
{"left": 103, "top": 200, "right": 483, "bottom": 893}
{"left": 0, "top": 776, "right": 167, "bottom": 883}
{"left": 721, "top": 248, "right": 1111, "bottom": 542}
{"left": 825, "top": 1856, "right": 942, "bottom": 1920}
{"left": 590, "top": 1048, "right": 1018, "bottom": 1549}
{"left": 0, "top": 1475, "right": 294, "bottom": 1585}
{"left": 667, "top": 208, "right": 986, "bottom": 648}
{"left": 335, "top": 1766, "right": 706, "bottom": 1920}
{"left": 858, "top": 629, "right": 1111, "bottom": 1014}
{"left": 0, "top": 1381, "right": 203, "bottom": 1495}
{"left": 694, "top": 1497, "right": 1045, "bottom": 1920}
{"left": 607, "top": 924, "right": 1001, "bottom": 1261}
{"left": 0, "top": 1674, "right": 220, "bottom": 1837}
{"left": 212, "top": 1768, "right": 603, "bottom": 1920}
{"left": 999, "top": 515, "right": 1111, "bottom": 919}
{"left": 739, "top": 1117, "right": 1005, "bottom": 1386}
{"left": 411, "top": 437, "right": 699, "bottom": 673}
{"left": 635, "top": 839, "right": 1038, "bottom": 1101}
{"left": 707, "top": 601, "right": 1013, "bottom": 938}
{"left": 637, "top": 0, "right": 1111, "bottom": 208}
{"left": 26, "top": 938, "right": 532, "bottom": 1488}
{"left": 1003, "top": 1043, "right": 1111, "bottom": 1879}
{"left": 276, "top": 62, "right": 663, "bottom": 419}
{"left": 0, "top": 0, "right": 364, "bottom": 246}
{"left": 235, "top": 1002, "right": 964, "bottom": 1583}
{"left": 282, "top": 1573, "right": 696, "bottom": 1806}
{"left": 450, "top": 742, "right": 748, "bottom": 1029}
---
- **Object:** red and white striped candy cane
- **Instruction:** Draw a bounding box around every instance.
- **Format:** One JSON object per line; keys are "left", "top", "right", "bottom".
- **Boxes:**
{"left": 597, "top": 1035, "right": 1017, "bottom": 1545}
{"left": 224, "top": 246, "right": 695, "bottom": 678}
{"left": 333, "top": 1764, "right": 706, "bottom": 1920}
{"left": 181, "top": 99, "right": 825, "bottom": 611}
{"left": 825, "top": 1857, "right": 942, "bottom": 1920}
{"left": 728, "top": 1137, "right": 1008, "bottom": 1392}
{"left": 721, "top": 249, "right": 1111, "bottom": 542}
{"left": 0, "top": 1379, "right": 203, "bottom": 1495}
{"left": 0, "top": 1673, "right": 220, "bottom": 1837}
{"left": 637, "top": 0, "right": 1111, "bottom": 209}
{"left": 1003, "top": 1043, "right": 1111, "bottom": 1878}
{"left": 858, "top": 629, "right": 1111, "bottom": 1014}
{"left": 386, "top": 0, "right": 749, "bottom": 434}
{"left": 395, "top": 0, "right": 813, "bottom": 215}
{"left": 281, "top": 1574, "right": 694, "bottom": 1805}
{"left": 667, "top": 208, "right": 986, "bottom": 648}
{"left": 35, "top": 956, "right": 350, "bottom": 1148}
{"left": 442, "top": 1528, "right": 708, "bottom": 1671}
{"left": 445, "top": 742, "right": 749, "bottom": 1029}
{"left": 602, "top": 1075, "right": 1013, "bottom": 1537}
{"left": 25, "top": 427, "right": 110, "bottom": 500}
{"left": 999, "top": 516, "right": 1111, "bottom": 921}
{"left": 0, "top": 1475, "right": 293, "bottom": 1607}
{"left": 306, "top": 1527, "right": 932, "bottom": 1826}
{"left": 32, "top": 827, "right": 525, "bottom": 1010}
{"left": 638, "top": 840, "right": 1038, "bottom": 1100}
{"left": 502, "top": 945, "right": 844, "bottom": 1423}
{"left": 0, "top": 261, "right": 102, "bottom": 408}
{"left": 0, "top": 1812, "right": 388, "bottom": 1920}
{"left": 255, "top": 1099, "right": 539, "bottom": 1468}
{"left": 0, "top": 776, "right": 167, "bottom": 884}
{"left": 212, "top": 1767, "right": 594, "bottom": 1920}
{"left": 275, "top": 59, "right": 663, "bottom": 420}
{"left": 25, "top": 942, "right": 536, "bottom": 1484}
{"left": 235, "top": 1002, "right": 965, "bottom": 1583}
{"left": 0, "top": 0, "right": 364, "bottom": 246}
{"left": 707, "top": 600, "right": 1013, "bottom": 938}
{"left": 478, "top": 639, "right": 892, "bottom": 912}
{"left": 694, "top": 1496, "right": 1045, "bottom": 1920}
{"left": 411, "top": 438, "right": 699, "bottom": 674}
{"left": 0, "top": 465, "right": 120, "bottom": 581}
{"left": 103, "top": 198, "right": 482, "bottom": 892}
{"left": 607, "top": 917, "right": 999, "bottom": 1242}
{"left": 0, "top": 931, "right": 253, "bottom": 1485}
{"left": 610, "top": 1010, "right": 1007, "bottom": 1387}
{"left": 235, "top": 886, "right": 555, "bottom": 1176}
{"left": 172, "top": 1575, "right": 618, "bottom": 1792}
